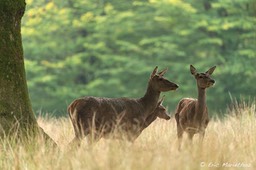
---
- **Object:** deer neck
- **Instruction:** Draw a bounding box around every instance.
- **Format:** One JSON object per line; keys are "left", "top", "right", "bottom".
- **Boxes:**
{"left": 196, "top": 87, "right": 207, "bottom": 121}
{"left": 140, "top": 86, "right": 160, "bottom": 116}
{"left": 144, "top": 113, "right": 158, "bottom": 128}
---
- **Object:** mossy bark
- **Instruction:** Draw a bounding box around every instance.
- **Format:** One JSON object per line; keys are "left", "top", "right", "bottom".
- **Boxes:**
{"left": 0, "top": 0, "right": 55, "bottom": 144}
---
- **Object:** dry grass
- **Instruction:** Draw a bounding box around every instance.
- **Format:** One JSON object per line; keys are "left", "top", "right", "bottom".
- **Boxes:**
{"left": 1, "top": 104, "right": 256, "bottom": 170}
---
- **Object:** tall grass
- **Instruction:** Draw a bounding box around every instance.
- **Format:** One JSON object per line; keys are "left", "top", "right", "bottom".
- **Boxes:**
{"left": 1, "top": 103, "right": 255, "bottom": 170}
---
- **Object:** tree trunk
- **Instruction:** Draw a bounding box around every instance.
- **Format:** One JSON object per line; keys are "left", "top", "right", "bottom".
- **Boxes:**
{"left": 0, "top": 0, "right": 54, "bottom": 143}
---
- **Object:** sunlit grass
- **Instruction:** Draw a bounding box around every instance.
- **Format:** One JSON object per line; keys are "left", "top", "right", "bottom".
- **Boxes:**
{"left": 1, "top": 104, "right": 256, "bottom": 170}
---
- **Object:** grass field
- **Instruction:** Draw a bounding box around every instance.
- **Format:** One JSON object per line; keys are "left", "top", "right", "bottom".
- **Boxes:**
{"left": 1, "top": 103, "right": 255, "bottom": 170}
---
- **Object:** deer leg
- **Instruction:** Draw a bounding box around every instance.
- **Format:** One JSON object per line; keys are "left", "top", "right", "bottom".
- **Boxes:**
{"left": 177, "top": 128, "right": 183, "bottom": 151}
{"left": 87, "top": 125, "right": 101, "bottom": 145}
{"left": 69, "top": 119, "right": 88, "bottom": 147}
{"left": 199, "top": 130, "right": 205, "bottom": 146}
{"left": 188, "top": 133, "right": 194, "bottom": 141}
{"left": 175, "top": 114, "right": 185, "bottom": 151}
{"left": 185, "top": 132, "right": 195, "bottom": 150}
{"left": 70, "top": 129, "right": 90, "bottom": 147}
{"left": 177, "top": 122, "right": 184, "bottom": 151}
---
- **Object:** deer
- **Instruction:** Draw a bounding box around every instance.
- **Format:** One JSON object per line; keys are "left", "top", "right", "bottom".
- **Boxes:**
{"left": 175, "top": 65, "right": 216, "bottom": 150}
{"left": 68, "top": 66, "right": 178, "bottom": 146}
{"left": 131, "top": 96, "right": 170, "bottom": 140}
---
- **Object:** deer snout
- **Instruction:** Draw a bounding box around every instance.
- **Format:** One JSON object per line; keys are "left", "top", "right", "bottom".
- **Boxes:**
{"left": 157, "top": 110, "right": 171, "bottom": 120}
{"left": 161, "top": 82, "right": 179, "bottom": 91}
{"left": 160, "top": 114, "right": 170, "bottom": 120}
{"left": 210, "top": 79, "right": 215, "bottom": 84}
{"left": 165, "top": 115, "right": 171, "bottom": 120}
{"left": 171, "top": 83, "right": 179, "bottom": 90}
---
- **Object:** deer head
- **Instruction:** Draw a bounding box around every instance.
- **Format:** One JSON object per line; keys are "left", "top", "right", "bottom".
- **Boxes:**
{"left": 190, "top": 65, "right": 216, "bottom": 89}
{"left": 155, "top": 96, "right": 170, "bottom": 120}
{"left": 149, "top": 66, "right": 179, "bottom": 92}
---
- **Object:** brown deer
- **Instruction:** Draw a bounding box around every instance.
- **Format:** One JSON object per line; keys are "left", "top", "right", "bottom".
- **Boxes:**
{"left": 131, "top": 96, "right": 170, "bottom": 140}
{"left": 175, "top": 65, "right": 216, "bottom": 150}
{"left": 68, "top": 67, "right": 178, "bottom": 145}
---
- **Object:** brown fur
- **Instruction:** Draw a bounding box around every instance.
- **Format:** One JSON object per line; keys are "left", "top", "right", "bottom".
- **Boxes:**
{"left": 68, "top": 67, "right": 178, "bottom": 145}
{"left": 132, "top": 96, "right": 170, "bottom": 140}
{"left": 175, "top": 65, "right": 216, "bottom": 150}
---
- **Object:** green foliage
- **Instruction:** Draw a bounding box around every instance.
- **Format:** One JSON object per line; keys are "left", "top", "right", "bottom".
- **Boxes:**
{"left": 22, "top": 0, "right": 256, "bottom": 116}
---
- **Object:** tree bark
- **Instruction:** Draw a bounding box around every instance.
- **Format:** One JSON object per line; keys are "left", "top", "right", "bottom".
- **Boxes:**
{"left": 0, "top": 0, "right": 55, "bottom": 144}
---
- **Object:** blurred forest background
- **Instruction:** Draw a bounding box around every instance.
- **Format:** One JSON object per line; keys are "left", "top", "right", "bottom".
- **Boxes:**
{"left": 21, "top": 0, "right": 256, "bottom": 117}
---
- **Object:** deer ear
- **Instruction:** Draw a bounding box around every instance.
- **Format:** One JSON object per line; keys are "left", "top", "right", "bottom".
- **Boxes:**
{"left": 206, "top": 66, "right": 216, "bottom": 75}
{"left": 158, "top": 95, "right": 165, "bottom": 106}
{"left": 150, "top": 66, "right": 158, "bottom": 78}
{"left": 190, "top": 65, "right": 197, "bottom": 75}
{"left": 158, "top": 68, "right": 168, "bottom": 77}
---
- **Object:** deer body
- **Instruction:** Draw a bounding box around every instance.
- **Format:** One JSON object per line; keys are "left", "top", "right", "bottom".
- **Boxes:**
{"left": 175, "top": 65, "right": 216, "bottom": 149}
{"left": 68, "top": 67, "right": 178, "bottom": 145}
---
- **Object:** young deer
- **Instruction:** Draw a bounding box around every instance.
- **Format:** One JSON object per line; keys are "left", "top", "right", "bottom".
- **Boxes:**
{"left": 68, "top": 67, "right": 178, "bottom": 145}
{"left": 132, "top": 96, "right": 170, "bottom": 140}
{"left": 175, "top": 65, "right": 216, "bottom": 150}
